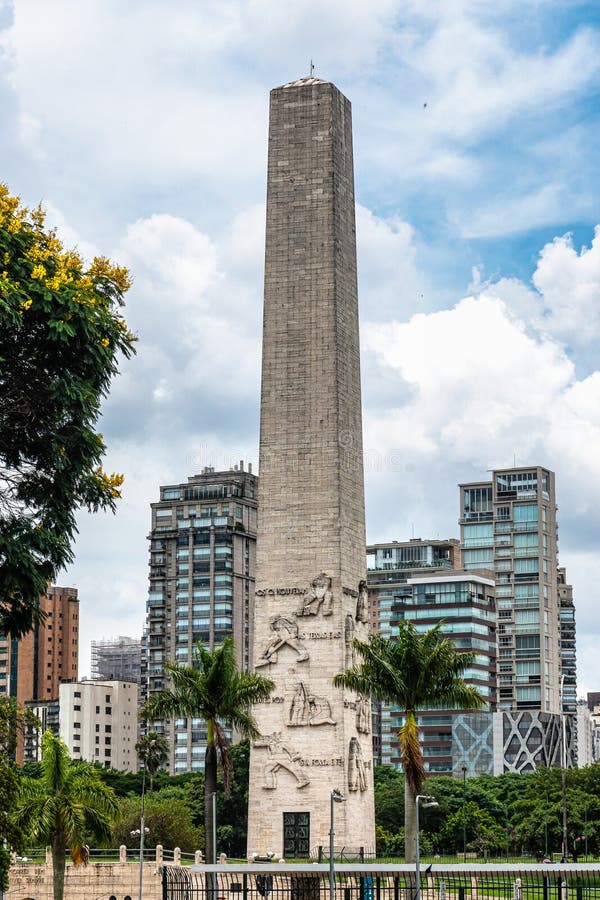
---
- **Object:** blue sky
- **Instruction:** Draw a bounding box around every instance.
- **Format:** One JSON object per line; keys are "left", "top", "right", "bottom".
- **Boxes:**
{"left": 1, "top": 0, "right": 599, "bottom": 697}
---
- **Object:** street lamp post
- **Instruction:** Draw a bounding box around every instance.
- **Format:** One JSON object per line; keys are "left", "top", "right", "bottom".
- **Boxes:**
{"left": 136, "top": 737, "right": 155, "bottom": 900}
{"left": 329, "top": 789, "right": 346, "bottom": 900}
{"left": 461, "top": 766, "right": 467, "bottom": 863}
{"left": 560, "top": 674, "right": 568, "bottom": 862}
{"left": 416, "top": 795, "right": 438, "bottom": 900}
{"left": 212, "top": 791, "right": 217, "bottom": 865}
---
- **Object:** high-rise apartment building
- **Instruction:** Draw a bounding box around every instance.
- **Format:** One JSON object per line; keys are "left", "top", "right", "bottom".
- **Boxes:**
{"left": 91, "top": 636, "right": 142, "bottom": 683}
{"left": 557, "top": 567, "right": 576, "bottom": 714}
{"left": 366, "top": 539, "right": 461, "bottom": 765}
{"left": 7, "top": 586, "right": 79, "bottom": 706}
{"left": 459, "top": 466, "right": 562, "bottom": 713}
{"left": 144, "top": 463, "right": 257, "bottom": 773}
{"left": 390, "top": 570, "right": 497, "bottom": 776}
{"left": 59, "top": 680, "right": 137, "bottom": 771}
{"left": 1, "top": 586, "right": 79, "bottom": 762}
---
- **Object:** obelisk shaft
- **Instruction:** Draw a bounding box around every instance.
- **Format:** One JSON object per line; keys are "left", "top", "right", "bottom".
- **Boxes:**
{"left": 247, "top": 77, "right": 375, "bottom": 858}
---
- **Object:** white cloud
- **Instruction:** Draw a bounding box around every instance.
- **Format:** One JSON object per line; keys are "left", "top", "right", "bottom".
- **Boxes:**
{"left": 533, "top": 228, "right": 600, "bottom": 346}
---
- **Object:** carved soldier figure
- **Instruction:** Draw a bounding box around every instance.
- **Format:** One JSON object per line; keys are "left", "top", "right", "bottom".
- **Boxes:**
{"left": 356, "top": 694, "right": 371, "bottom": 734}
{"left": 288, "top": 683, "right": 336, "bottom": 726}
{"left": 296, "top": 573, "right": 333, "bottom": 617}
{"left": 344, "top": 614, "right": 355, "bottom": 669}
{"left": 348, "top": 737, "right": 367, "bottom": 793}
{"left": 255, "top": 616, "right": 309, "bottom": 668}
{"left": 356, "top": 579, "right": 369, "bottom": 624}
{"left": 253, "top": 733, "right": 310, "bottom": 789}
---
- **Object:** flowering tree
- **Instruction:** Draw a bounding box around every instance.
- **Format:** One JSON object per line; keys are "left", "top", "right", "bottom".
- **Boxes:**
{"left": 0, "top": 184, "right": 136, "bottom": 636}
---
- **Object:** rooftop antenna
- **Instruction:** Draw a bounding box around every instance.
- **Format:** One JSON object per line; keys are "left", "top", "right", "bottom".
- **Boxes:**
{"left": 310, "top": 59, "right": 315, "bottom": 76}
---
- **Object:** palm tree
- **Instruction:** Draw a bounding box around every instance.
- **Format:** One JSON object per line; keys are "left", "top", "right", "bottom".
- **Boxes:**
{"left": 141, "top": 636, "right": 273, "bottom": 863}
{"left": 135, "top": 729, "right": 169, "bottom": 792}
{"left": 12, "top": 730, "right": 119, "bottom": 900}
{"left": 334, "top": 622, "right": 485, "bottom": 862}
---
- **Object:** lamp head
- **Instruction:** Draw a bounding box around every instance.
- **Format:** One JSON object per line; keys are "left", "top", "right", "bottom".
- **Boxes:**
{"left": 331, "top": 788, "right": 346, "bottom": 803}
{"left": 417, "top": 794, "right": 439, "bottom": 809}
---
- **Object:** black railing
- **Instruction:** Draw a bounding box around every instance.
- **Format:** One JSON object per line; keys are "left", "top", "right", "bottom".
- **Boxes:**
{"left": 162, "top": 864, "right": 600, "bottom": 900}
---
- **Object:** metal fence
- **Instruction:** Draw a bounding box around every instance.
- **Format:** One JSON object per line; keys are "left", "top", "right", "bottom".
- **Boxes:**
{"left": 162, "top": 864, "right": 600, "bottom": 900}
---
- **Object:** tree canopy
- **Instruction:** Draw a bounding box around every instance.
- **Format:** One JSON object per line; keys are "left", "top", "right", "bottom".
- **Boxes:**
{"left": 12, "top": 731, "right": 119, "bottom": 900}
{"left": 0, "top": 185, "right": 136, "bottom": 636}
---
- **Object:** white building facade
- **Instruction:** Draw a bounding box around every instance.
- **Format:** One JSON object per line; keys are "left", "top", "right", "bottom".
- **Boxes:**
{"left": 59, "top": 680, "right": 138, "bottom": 771}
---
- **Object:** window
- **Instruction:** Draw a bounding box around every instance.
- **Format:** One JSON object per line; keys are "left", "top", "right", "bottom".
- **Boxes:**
{"left": 105, "top": 724, "right": 112, "bottom": 733}
{"left": 73, "top": 705, "right": 81, "bottom": 711}
{"left": 105, "top": 707, "right": 112, "bottom": 715}
{"left": 96, "top": 706, "right": 100, "bottom": 714}
{"left": 514, "top": 504, "right": 538, "bottom": 522}
{"left": 96, "top": 736, "right": 100, "bottom": 745}
{"left": 105, "top": 694, "right": 111, "bottom": 702}
{"left": 105, "top": 737, "right": 111, "bottom": 746}
{"left": 105, "top": 749, "right": 111, "bottom": 757}
{"left": 74, "top": 722, "right": 81, "bottom": 729}
{"left": 95, "top": 724, "right": 100, "bottom": 733}
{"left": 74, "top": 691, "right": 81, "bottom": 698}
{"left": 462, "top": 523, "right": 493, "bottom": 546}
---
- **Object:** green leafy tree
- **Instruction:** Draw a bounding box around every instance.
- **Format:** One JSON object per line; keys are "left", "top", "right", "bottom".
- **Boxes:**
{"left": 334, "top": 624, "right": 485, "bottom": 862}
{"left": 440, "top": 800, "right": 505, "bottom": 856}
{"left": 111, "top": 794, "right": 203, "bottom": 854}
{"left": 141, "top": 637, "right": 273, "bottom": 863}
{"left": 0, "top": 184, "right": 136, "bottom": 637}
{"left": 0, "top": 697, "right": 38, "bottom": 889}
{"left": 12, "top": 731, "right": 119, "bottom": 900}
{"left": 135, "top": 729, "right": 169, "bottom": 792}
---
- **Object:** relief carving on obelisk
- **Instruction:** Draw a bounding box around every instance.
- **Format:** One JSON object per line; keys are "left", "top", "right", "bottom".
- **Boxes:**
{"left": 295, "top": 573, "right": 333, "bottom": 617}
{"left": 253, "top": 733, "right": 310, "bottom": 790}
{"left": 255, "top": 615, "right": 309, "bottom": 668}
{"left": 355, "top": 694, "right": 371, "bottom": 734}
{"left": 348, "top": 737, "right": 368, "bottom": 793}
{"left": 355, "top": 580, "right": 369, "bottom": 623}
{"left": 287, "top": 682, "right": 336, "bottom": 727}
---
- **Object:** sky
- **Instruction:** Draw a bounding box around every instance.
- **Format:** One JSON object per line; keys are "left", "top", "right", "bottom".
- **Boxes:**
{"left": 1, "top": 0, "right": 599, "bottom": 694}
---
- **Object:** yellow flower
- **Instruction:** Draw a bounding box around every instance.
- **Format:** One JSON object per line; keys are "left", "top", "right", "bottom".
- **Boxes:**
{"left": 31, "top": 264, "right": 46, "bottom": 280}
{"left": 100, "top": 337, "right": 109, "bottom": 347}
{"left": 20, "top": 299, "right": 33, "bottom": 311}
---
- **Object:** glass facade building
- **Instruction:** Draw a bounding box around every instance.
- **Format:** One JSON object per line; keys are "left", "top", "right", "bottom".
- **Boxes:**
{"left": 460, "top": 467, "right": 563, "bottom": 714}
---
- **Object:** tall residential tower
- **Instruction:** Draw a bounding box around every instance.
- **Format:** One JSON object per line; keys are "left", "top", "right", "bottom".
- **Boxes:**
{"left": 144, "top": 463, "right": 257, "bottom": 773}
{"left": 459, "top": 466, "right": 573, "bottom": 714}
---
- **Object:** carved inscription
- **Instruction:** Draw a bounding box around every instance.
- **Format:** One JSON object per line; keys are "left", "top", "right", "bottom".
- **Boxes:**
{"left": 297, "top": 757, "right": 344, "bottom": 767}
{"left": 253, "top": 733, "right": 310, "bottom": 790}
{"left": 298, "top": 630, "right": 341, "bottom": 640}
{"left": 256, "top": 587, "right": 307, "bottom": 597}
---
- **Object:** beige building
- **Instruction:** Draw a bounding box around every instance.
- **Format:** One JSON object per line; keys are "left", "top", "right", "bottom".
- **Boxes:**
{"left": 59, "top": 679, "right": 137, "bottom": 771}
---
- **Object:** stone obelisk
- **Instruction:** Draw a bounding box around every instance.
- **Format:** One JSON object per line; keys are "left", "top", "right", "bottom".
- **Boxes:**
{"left": 247, "top": 77, "right": 375, "bottom": 858}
